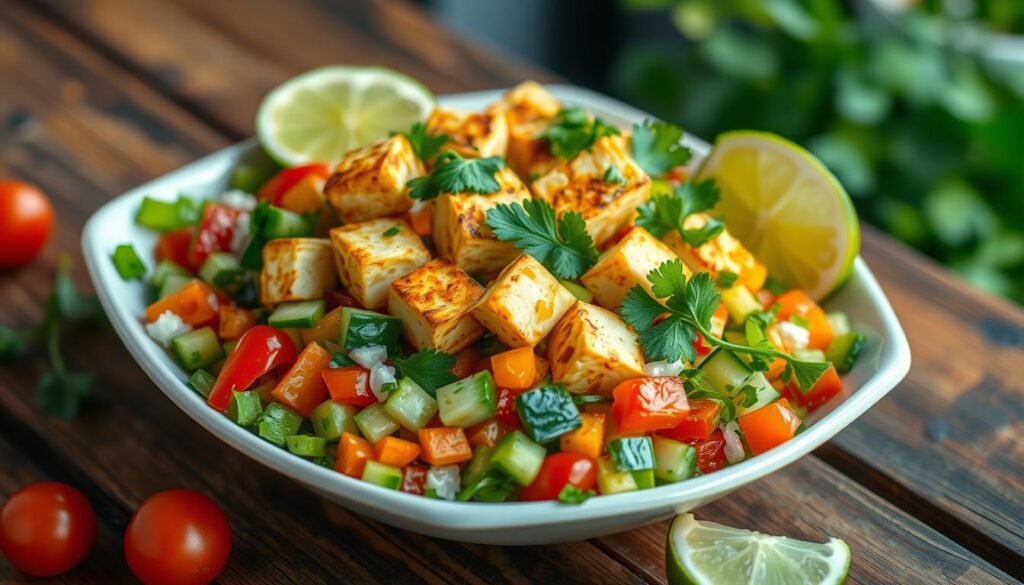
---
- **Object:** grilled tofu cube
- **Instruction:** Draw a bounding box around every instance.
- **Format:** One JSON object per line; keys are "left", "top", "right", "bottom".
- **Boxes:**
{"left": 471, "top": 254, "right": 575, "bottom": 348}
{"left": 432, "top": 166, "right": 531, "bottom": 276}
{"left": 330, "top": 219, "right": 431, "bottom": 309}
{"left": 663, "top": 213, "right": 767, "bottom": 292}
{"left": 323, "top": 135, "right": 424, "bottom": 223}
{"left": 260, "top": 238, "right": 337, "bottom": 306}
{"left": 531, "top": 135, "right": 651, "bottom": 247}
{"left": 546, "top": 300, "right": 645, "bottom": 395}
{"left": 581, "top": 226, "right": 687, "bottom": 312}
{"left": 487, "top": 81, "right": 561, "bottom": 180}
{"left": 388, "top": 258, "right": 486, "bottom": 353}
{"left": 425, "top": 108, "right": 509, "bottom": 161}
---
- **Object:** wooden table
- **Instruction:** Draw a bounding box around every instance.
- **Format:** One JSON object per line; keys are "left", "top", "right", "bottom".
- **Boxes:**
{"left": 1, "top": 1, "right": 1022, "bottom": 583}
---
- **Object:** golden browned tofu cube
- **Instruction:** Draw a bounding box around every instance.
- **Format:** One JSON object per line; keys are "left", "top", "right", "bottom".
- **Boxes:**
{"left": 471, "top": 254, "right": 576, "bottom": 348}
{"left": 425, "top": 107, "right": 509, "bottom": 161}
{"left": 323, "top": 135, "right": 424, "bottom": 223}
{"left": 531, "top": 135, "right": 651, "bottom": 247}
{"left": 546, "top": 300, "right": 645, "bottom": 395}
{"left": 329, "top": 218, "right": 431, "bottom": 309}
{"left": 663, "top": 213, "right": 767, "bottom": 292}
{"left": 487, "top": 81, "right": 561, "bottom": 179}
{"left": 388, "top": 258, "right": 486, "bottom": 353}
{"left": 260, "top": 238, "right": 337, "bottom": 306}
{"left": 580, "top": 226, "right": 687, "bottom": 312}
{"left": 431, "top": 166, "right": 531, "bottom": 276}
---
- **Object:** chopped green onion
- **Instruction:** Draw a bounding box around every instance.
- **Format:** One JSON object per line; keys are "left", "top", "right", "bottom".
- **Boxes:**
{"left": 227, "top": 390, "right": 263, "bottom": 426}
{"left": 286, "top": 434, "right": 327, "bottom": 457}
{"left": 111, "top": 244, "right": 147, "bottom": 280}
{"left": 188, "top": 369, "right": 216, "bottom": 398}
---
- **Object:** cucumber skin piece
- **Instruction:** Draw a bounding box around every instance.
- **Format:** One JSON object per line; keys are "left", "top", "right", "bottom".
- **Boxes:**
{"left": 698, "top": 348, "right": 752, "bottom": 393}
{"left": 461, "top": 445, "right": 495, "bottom": 488}
{"left": 171, "top": 327, "right": 224, "bottom": 371}
{"left": 491, "top": 431, "right": 546, "bottom": 486}
{"left": 264, "top": 206, "right": 315, "bottom": 239}
{"left": 339, "top": 308, "right": 402, "bottom": 355}
{"left": 653, "top": 436, "right": 697, "bottom": 484}
{"left": 609, "top": 437, "right": 656, "bottom": 472}
{"left": 268, "top": 299, "right": 326, "bottom": 329}
{"left": 159, "top": 274, "right": 193, "bottom": 300}
{"left": 436, "top": 371, "right": 497, "bottom": 428}
{"left": 515, "top": 385, "right": 582, "bottom": 444}
{"left": 286, "top": 434, "right": 327, "bottom": 457}
{"left": 825, "top": 332, "right": 866, "bottom": 374}
{"left": 228, "top": 390, "right": 263, "bottom": 427}
{"left": 188, "top": 369, "right": 217, "bottom": 398}
{"left": 310, "top": 400, "right": 359, "bottom": 441}
{"left": 151, "top": 259, "right": 190, "bottom": 288}
{"left": 198, "top": 252, "right": 245, "bottom": 291}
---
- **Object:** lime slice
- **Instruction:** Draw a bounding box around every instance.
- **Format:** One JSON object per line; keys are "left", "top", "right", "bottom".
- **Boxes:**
{"left": 697, "top": 131, "right": 859, "bottom": 300}
{"left": 667, "top": 514, "right": 851, "bottom": 585}
{"left": 256, "top": 66, "right": 435, "bottom": 166}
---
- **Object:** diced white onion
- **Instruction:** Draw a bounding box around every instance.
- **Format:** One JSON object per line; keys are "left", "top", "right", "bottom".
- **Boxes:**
{"left": 221, "top": 189, "right": 257, "bottom": 211}
{"left": 426, "top": 465, "right": 461, "bottom": 501}
{"left": 369, "top": 363, "right": 396, "bottom": 402}
{"left": 722, "top": 420, "right": 745, "bottom": 464}
{"left": 350, "top": 345, "right": 388, "bottom": 369}
{"left": 777, "top": 321, "right": 810, "bottom": 352}
{"left": 229, "top": 212, "right": 250, "bottom": 253}
{"left": 644, "top": 359, "right": 685, "bottom": 377}
{"left": 145, "top": 311, "right": 192, "bottom": 348}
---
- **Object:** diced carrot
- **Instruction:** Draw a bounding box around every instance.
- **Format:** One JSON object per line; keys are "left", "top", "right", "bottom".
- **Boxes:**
{"left": 373, "top": 436, "right": 422, "bottom": 468}
{"left": 737, "top": 399, "right": 802, "bottom": 455}
{"left": 418, "top": 427, "right": 472, "bottom": 466}
{"left": 559, "top": 412, "right": 606, "bottom": 459}
{"left": 775, "top": 290, "right": 833, "bottom": 350}
{"left": 145, "top": 279, "right": 219, "bottom": 325}
{"left": 407, "top": 202, "right": 432, "bottom": 237}
{"left": 467, "top": 419, "right": 505, "bottom": 448}
{"left": 218, "top": 304, "right": 256, "bottom": 341}
{"left": 322, "top": 366, "right": 375, "bottom": 406}
{"left": 533, "top": 356, "right": 550, "bottom": 385}
{"left": 452, "top": 346, "right": 481, "bottom": 379}
{"left": 271, "top": 342, "right": 332, "bottom": 417}
{"left": 491, "top": 346, "right": 536, "bottom": 390}
{"left": 335, "top": 432, "right": 372, "bottom": 477}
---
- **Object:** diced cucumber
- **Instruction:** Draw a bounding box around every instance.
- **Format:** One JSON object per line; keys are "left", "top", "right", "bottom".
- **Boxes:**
{"left": 361, "top": 460, "right": 403, "bottom": 489}
{"left": 490, "top": 431, "right": 546, "bottom": 486}
{"left": 310, "top": 400, "right": 359, "bottom": 441}
{"left": 436, "top": 371, "right": 496, "bottom": 428}
{"left": 170, "top": 327, "right": 224, "bottom": 371}
{"left": 793, "top": 348, "right": 825, "bottom": 362}
{"left": 286, "top": 434, "right": 327, "bottom": 457}
{"left": 597, "top": 456, "right": 638, "bottom": 494}
{"left": 257, "top": 403, "right": 303, "bottom": 447}
{"left": 631, "top": 469, "right": 655, "bottom": 489}
{"left": 151, "top": 259, "right": 190, "bottom": 288}
{"left": 227, "top": 390, "right": 263, "bottom": 426}
{"left": 608, "top": 437, "right": 655, "bottom": 472}
{"left": 385, "top": 378, "right": 438, "bottom": 431}
{"left": 188, "top": 369, "right": 216, "bottom": 398}
{"left": 461, "top": 445, "right": 495, "bottom": 488}
{"left": 720, "top": 285, "right": 761, "bottom": 325}
{"left": 559, "top": 279, "right": 594, "bottom": 303}
{"left": 264, "top": 206, "right": 315, "bottom": 239}
{"left": 698, "top": 348, "right": 752, "bottom": 393}
{"left": 826, "top": 311, "right": 850, "bottom": 336}
{"left": 159, "top": 274, "right": 193, "bottom": 299}
{"left": 516, "top": 384, "right": 582, "bottom": 443}
{"left": 339, "top": 307, "right": 401, "bottom": 355}
{"left": 728, "top": 372, "right": 781, "bottom": 417}
{"left": 268, "top": 299, "right": 325, "bottom": 329}
{"left": 826, "top": 332, "right": 866, "bottom": 374}
{"left": 354, "top": 402, "right": 400, "bottom": 444}
{"left": 653, "top": 436, "right": 697, "bottom": 484}
{"left": 198, "top": 252, "right": 245, "bottom": 291}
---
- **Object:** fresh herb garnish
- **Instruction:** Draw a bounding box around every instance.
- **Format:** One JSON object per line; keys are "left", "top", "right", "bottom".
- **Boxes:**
{"left": 636, "top": 178, "right": 724, "bottom": 247}
{"left": 329, "top": 352, "right": 357, "bottom": 368}
{"left": 486, "top": 199, "right": 599, "bottom": 279}
{"left": 731, "top": 383, "right": 761, "bottom": 408}
{"left": 620, "top": 260, "right": 829, "bottom": 391}
{"left": 630, "top": 120, "right": 692, "bottom": 178}
{"left": 544, "top": 107, "right": 620, "bottom": 159}
{"left": 457, "top": 469, "right": 518, "bottom": 502}
{"left": 407, "top": 150, "right": 504, "bottom": 201}
{"left": 717, "top": 270, "right": 739, "bottom": 289}
{"left": 392, "top": 348, "right": 457, "bottom": 395}
{"left": 383, "top": 223, "right": 401, "bottom": 238}
{"left": 402, "top": 121, "right": 450, "bottom": 163}
{"left": 558, "top": 484, "right": 595, "bottom": 504}
{"left": 680, "top": 369, "right": 736, "bottom": 423}
{"left": 604, "top": 165, "right": 626, "bottom": 185}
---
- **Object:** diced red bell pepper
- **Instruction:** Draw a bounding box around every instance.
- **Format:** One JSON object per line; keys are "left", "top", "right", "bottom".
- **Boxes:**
{"left": 257, "top": 163, "right": 330, "bottom": 206}
{"left": 693, "top": 330, "right": 712, "bottom": 356}
{"left": 612, "top": 377, "right": 690, "bottom": 434}
{"left": 787, "top": 365, "right": 843, "bottom": 411}
{"left": 519, "top": 453, "right": 597, "bottom": 501}
{"left": 692, "top": 430, "right": 727, "bottom": 474}
{"left": 321, "top": 366, "right": 375, "bottom": 407}
{"left": 207, "top": 325, "right": 298, "bottom": 411}
{"left": 737, "top": 398, "right": 801, "bottom": 455}
{"left": 495, "top": 386, "right": 523, "bottom": 429}
{"left": 658, "top": 399, "right": 721, "bottom": 442}
{"left": 154, "top": 226, "right": 195, "bottom": 270}
{"left": 188, "top": 203, "right": 241, "bottom": 268}
{"left": 401, "top": 465, "right": 429, "bottom": 495}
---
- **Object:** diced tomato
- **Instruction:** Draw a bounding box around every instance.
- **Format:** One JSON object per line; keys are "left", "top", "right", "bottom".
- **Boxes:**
{"left": 612, "top": 377, "right": 690, "bottom": 434}
{"left": 322, "top": 367, "right": 375, "bottom": 407}
{"left": 774, "top": 290, "right": 833, "bottom": 350}
{"left": 154, "top": 227, "right": 195, "bottom": 270}
{"left": 207, "top": 326, "right": 298, "bottom": 411}
{"left": 787, "top": 365, "right": 843, "bottom": 411}
{"left": 693, "top": 330, "right": 711, "bottom": 356}
{"left": 737, "top": 399, "right": 801, "bottom": 455}
{"left": 495, "top": 386, "right": 523, "bottom": 429}
{"left": 188, "top": 203, "right": 241, "bottom": 268}
{"left": 271, "top": 342, "right": 332, "bottom": 417}
{"left": 658, "top": 399, "right": 721, "bottom": 442}
{"left": 257, "top": 163, "right": 330, "bottom": 206}
{"left": 401, "top": 465, "right": 429, "bottom": 495}
{"left": 664, "top": 167, "right": 689, "bottom": 183}
{"left": 490, "top": 346, "right": 536, "bottom": 391}
{"left": 407, "top": 203, "right": 432, "bottom": 237}
{"left": 757, "top": 289, "right": 776, "bottom": 310}
{"left": 519, "top": 453, "right": 597, "bottom": 501}
{"left": 692, "top": 430, "right": 727, "bottom": 474}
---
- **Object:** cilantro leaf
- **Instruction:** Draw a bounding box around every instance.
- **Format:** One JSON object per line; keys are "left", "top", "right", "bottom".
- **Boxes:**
{"left": 730, "top": 383, "right": 760, "bottom": 408}
{"left": 392, "top": 349, "right": 457, "bottom": 395}
{"left": 681, "top": 369, "right": 736, "bottom": 423}
{"left": 329, "top": 352, "right": 356, "bottom": 368}
{"left": 635, "top": 191, "right": 683, "bottom": 239}
{"left": 383, "top": 223, "right": 401, "bottom": 238}
{"left": 620, "top": 286, "right": 667, "bottom": 331}
{"left": 0, "top": 325, "right": 25, "bottom": 362}
{"left": 630, "top": 120, "right": 692, "bottom": 178}
{"left": 485, "top": 199, "right": 599, "bottom": 279}
{"left": 646, "top": 258, "right": 689, "bottom": 299}
{"left": 604, "top": 165, "right": 626, "bottom": 185}
{"left": 635, "top": 179, "right": 722, "bottom": 247}
{"left": 678, "top": 178, "right": 721, "bottom": 217}
{"left": 457, "top": 469, "right": 518, "bottom": 502}
{"left": 717, "top": 270, "right": 739, "bottom": 289}
{"left": 680, "top": 271, "right": 720, "bottom": 332}
{"left": 638, "top": 314, "right": 697, "bottom": 364}
{"left": 408, "top": 151, "right": 504, "bottom": 201}
{"left": 558, "top": 484, "right": 595, "bottom": 504}
{"left": 402, "top": 121, "right": 450, "bottom": 162}
{"left": 38, "top": 369, "right": 94, "bottom": 418}
{"left": 682, "top": 217, "right": 725, "bottom": 248}
{"left": 544, "top": 107, "right": 621, "bottom": 159}
{"left": 787, "top": 359, "right": 831, "bottom": 392}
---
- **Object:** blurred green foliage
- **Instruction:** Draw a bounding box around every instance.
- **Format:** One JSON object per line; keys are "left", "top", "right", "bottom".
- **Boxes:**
{"left": 613, "top": 0, "right": 1024, "bottom": 303}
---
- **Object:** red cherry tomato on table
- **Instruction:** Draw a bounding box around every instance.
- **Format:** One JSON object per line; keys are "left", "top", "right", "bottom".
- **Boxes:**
{"left": 124, "top": 490, "right": 231, "bottom": 585}
{"left": 519, "top": 453, "right": 597, "bottom": 501}
{"left": 0, "top": 180, "right": 54, "bottom": 268}
{"left": 0, "top": 482, "right": 96, "bottom": 577}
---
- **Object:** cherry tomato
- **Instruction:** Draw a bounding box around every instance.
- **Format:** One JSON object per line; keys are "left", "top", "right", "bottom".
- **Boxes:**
{"left": 124, "top": 490, "right": 231, "bottom": 585}
{"left": 519, "top": 453, "right": 597, "bottom": 501}
{"left": 0, "top": 482, "right": 96, "bottom": 577}
{"left": 692, "top": 430, "right": 727, "bottom": 475}
{"left": 0, "top": 180, "right": 54, "bottom": 268}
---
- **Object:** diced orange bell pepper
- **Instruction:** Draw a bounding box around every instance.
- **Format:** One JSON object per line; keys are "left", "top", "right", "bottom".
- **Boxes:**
{"left": 335, "top": 432, "right": 372, "bottom": 477}
{"left": 657, "top": 399, "right": 721, "bottom": 442}
{"left": 559, "top": 412, "right": 606, "bottom": 459}
{"left": 467, "top": 419, "right": 506, "bottom": 448}
{"left": 612, "top": 377, "right": 690, "bottom": 434}
{"left": 775, "top": 290, "right": 833, "bottom": 350}
{"left": 145, "top": 279, "right": 219, "bottom": 325}
{"left": 218, "top": 304, "right": 256, "bottom": 341}
{"left": 407, "top": 202, "right": 432, "bottom": 237}
{"left": 417, "top": 427, "right": 472, "bottom": 466}
{"left": 271, "top": 342, "right": 332, "bottom": 417}
{"left": 322, "top": 366, "right": 375, "bottom": 406}
{"left": 737, "top": 398, "right": 802, "bottom": 455}
{"left": 373, "top": 436, "right": 422, "bottom": 468}
{"left": 279, "top": 174, "right": 327, "bottom": 214}
{"left": 788, "top": 365, "right": 843, "bottom": 411}
{"left": 491, "top": 346, "right": 537, "bottom": 390}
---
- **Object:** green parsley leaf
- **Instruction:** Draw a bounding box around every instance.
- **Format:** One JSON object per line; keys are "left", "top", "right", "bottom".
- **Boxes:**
{"left": 630, "top": 120, "right": 692, "bottom": 178}
{"left": 329, "top": 352, "right": 356, "bottom": 368}
{"left": 0, "top": 325, "right": 25, "bottom": 362}
{"left": 392, "top": 349, "right": 457, "bottom": 395}
{"left": 635, "top": 179, "right": 722, "bottom": 247}
{"left": 680, "top": 369, "right": 736, "bottom": 423}
{"left": 544, "top": 107, "right": 621, "bottom": 159}
{"left": 485, "top": 199, "right": 599, "bottom": 279}
{"left": 383, "top": 223, "right": 401, "bottom": 238}
{"left": 402, "top": 121, "right": 450, "bottom": 162}
{"left": 730, "top": 383, "right": 760, "bottom": 408}
{"left": 408, "top": 151, "right": 504, "bottom": 201}
{"left": 38, "top": 369, "right": 94, "bottom": 418}
{"left": 717, "top": 270, "right": 739, "bottom": 289}
{"left": 604, "top": 165, "right": 626, "bottom": 185}
{"left": 786, "top": 359, "right": 831, "bottom": 392}
{"left": 558, "top": 484, "right": 595, "bottom": 504}
{"left": 647, "top": 258, "right": 690, "bottom": 300}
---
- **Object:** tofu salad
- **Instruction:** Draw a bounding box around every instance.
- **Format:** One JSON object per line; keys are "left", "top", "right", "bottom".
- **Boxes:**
{"left": 113, "top": 75, "right": 866, "bottom": 503}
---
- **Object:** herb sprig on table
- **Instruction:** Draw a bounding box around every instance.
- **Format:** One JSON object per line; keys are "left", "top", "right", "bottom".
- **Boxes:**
{"left": 486, "top": 199, "right": 599, "bottom": 279}
{"left": 636, "top": 179, "right": 724, "bottom": 248}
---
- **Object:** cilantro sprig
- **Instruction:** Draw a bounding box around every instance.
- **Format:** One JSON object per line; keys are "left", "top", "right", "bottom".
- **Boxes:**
{"left": 407, "top": 151, "right": 504, "bottom": 201}
{"left": 544, "top": 107, "right": 620, "bottom": 159}
{"left": 679, "top": 368, "right": 736, "bottom": 423}
{"left": 392, "top": 348, "right": 457, "bottom": 395}
{"left": 636, "top": 179, "right": 725, "bottom": 248}
{"left": 630, "top": 120, "right": 692, "bottom": 178}
{"left": 401, "top": 121, "right": 450, "bottom": 163}
{"left": 485, "top": 199, "right": 599, "bottom": 279}
{"left": 620, "top": 260, "right": 829, "bottom": 391}
{"left": 558, "top": 484, "right": 595, "bottom": 504}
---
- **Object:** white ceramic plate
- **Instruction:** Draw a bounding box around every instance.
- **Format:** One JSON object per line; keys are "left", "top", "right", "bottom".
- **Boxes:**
{"left": 81, "top": 85, "right": 911, "bottom": 545}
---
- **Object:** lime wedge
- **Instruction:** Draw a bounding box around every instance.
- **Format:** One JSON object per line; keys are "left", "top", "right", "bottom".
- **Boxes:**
{"left": 697, "top": 131, "right": 859, "bottom": 300}
{"left": 667, "top": 514, "right": 851, "bottom": 585}
{"left": 256, "top": 66, "right": 435, "bottom": 166}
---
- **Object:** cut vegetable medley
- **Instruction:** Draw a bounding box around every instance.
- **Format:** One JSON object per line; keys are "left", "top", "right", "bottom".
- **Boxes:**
{"left": 120, "top": 75, "right": 867, "bottom": 503}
